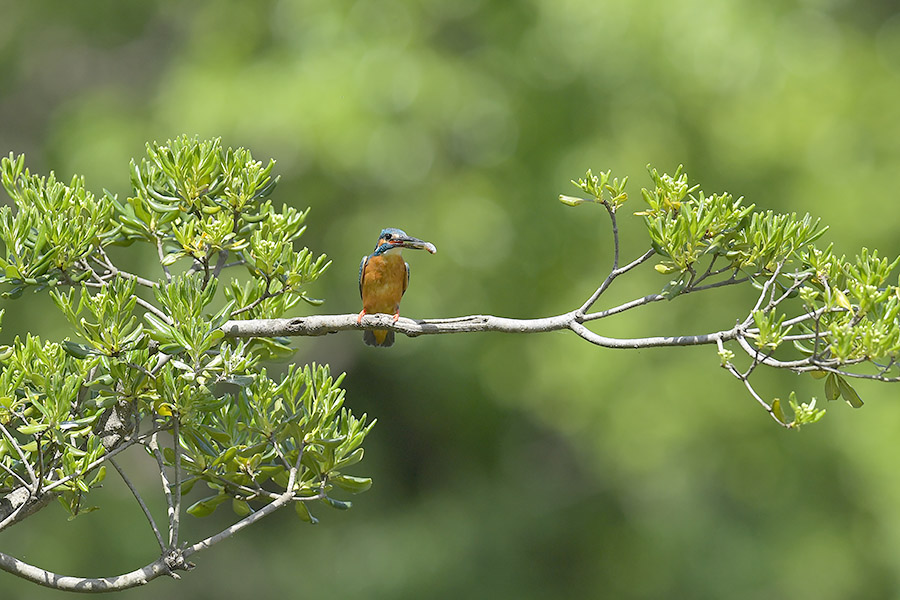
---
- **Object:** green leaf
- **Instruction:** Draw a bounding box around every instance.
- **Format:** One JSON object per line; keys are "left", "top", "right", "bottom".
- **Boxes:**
{"left": 772, "top": 397, "right": 784, "bottom": 424}
{"left": 62, "top": 340, "right": 93, "bottom": 359}
{"left": 17, "top": 423, "right": 48, "bottom": 435}
{"left": 321, "top": 496, "right": 352, "bottom": 510}
{"left": 89, "top": 466, "right": 107, "bottom": 487}
{"left": 180, "top": 477, "right": 198, "bottom": 495}
{"left": 824, "top": 373, "right": 841, "bottom": 401}
{"left": 833, "top": 288, "right": 853, "bottom": 312}
{"left": 224, "top": 375, "right": 255, "bottom": 387}
{"left": 161, "top": 252, "right": 182, "bottom": 266}
{"left": 158, "top": 343, "right": 187, "bottom": 355}
{"left": 661, "top": 273, "right": 690, "bottom": 300}
{"left": 295, "top": 501, "right": 319, "bottom": 524}
{"left": 654, "top": 262, "right": 677, "bottom": 274}
{"left": 186, "top": 493, "right": 229, "bottom": 517}
{"left": 212, "top": 446, "right": 238, "bottom": 467}
{"left": 559, "top": 194, "right": 588, "bottom": 207}
{"left": 334, "top": 447, "right": 364, "bottom": 470}
{"left": 330, "top": 474, "right": 373, "bottom": 494}
{"left": 232, "top": 498, "right": 252, "bottom": 517}
{"left": 836, "top": 376, "right": 863, "bottom": 408}
{"left": 144, "top": 312, "right": 177, "bottom": 339}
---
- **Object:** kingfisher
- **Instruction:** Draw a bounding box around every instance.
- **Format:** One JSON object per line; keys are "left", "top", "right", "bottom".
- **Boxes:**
{"left": 358, "top": 227, "right": 437, "bottom": 347}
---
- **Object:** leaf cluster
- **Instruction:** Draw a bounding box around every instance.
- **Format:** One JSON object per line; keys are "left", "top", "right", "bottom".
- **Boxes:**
{"left": 0, "top": 328, "right": 109, "bottom": 518}
{"left": 638, "top": 165, "right": 825, "bottom": 298}
{"left": 560, "top": 168, "right": 628, "bottom": 211}
{"left": 0, "top": 154, "right": 118, "bottom": 297}
{"left": 180, "top": 364, "right": 373, "bottom": 522}
{"left": 638, "top": 167, "right": 896, "bottom": 419}
{"left": 0, "top": 138, "right": 372, "bottom": 526}
{"left": 562, "top": 164, "right": 900, "bottom": 427}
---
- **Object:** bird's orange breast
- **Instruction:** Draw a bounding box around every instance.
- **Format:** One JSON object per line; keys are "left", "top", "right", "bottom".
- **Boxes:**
{"left": 361, "top": 254, "right": 407, "bottom": 315}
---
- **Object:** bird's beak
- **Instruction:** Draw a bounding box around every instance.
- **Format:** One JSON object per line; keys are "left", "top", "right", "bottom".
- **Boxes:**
{"left": 394, "top": 235, "right": 437, "bottom": 254}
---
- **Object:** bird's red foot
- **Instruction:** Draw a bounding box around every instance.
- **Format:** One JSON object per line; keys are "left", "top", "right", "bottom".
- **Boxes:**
{"left": 357, "top": 310, "right": 367, "bottom": 324}
{"left": 392, "top": 311, "right": 400, "bottom": 323}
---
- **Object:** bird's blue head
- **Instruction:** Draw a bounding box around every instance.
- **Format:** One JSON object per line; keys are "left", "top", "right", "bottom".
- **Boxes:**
{"left": 372, "top": 228, "right": 437, "bottom": 256}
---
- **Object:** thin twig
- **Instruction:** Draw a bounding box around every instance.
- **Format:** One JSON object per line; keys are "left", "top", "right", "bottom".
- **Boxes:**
{"left": 156, "top": 236, "right": 173, "bottom": 284}
{"left": 606, "top": 202, "right": 620, "bottom": 271}
{"left": 110, "top": 458, "right": 165, "bottom": 552}
{"left": 171, "top": 418, "right": 182, "bottom": 549}
{"left": 210, "top": 475, "right": 279, "bottom": 501}
{"left": 692, "top": 274, "right": 749, "bottom": 292}
{"left": 576, "top": 248, "right": 656, "bottom": 317}
{"left": 741, "top": 262, "right": 787, "bottom": 329}
{"left": 135, "top": 296, "right": 173, "bottom": 325}
{"left": 94, "top": 247, "right": 159, "bottom": 288}
{"left": 43, "top": 427, "right": 160, "bottom": 494}
{"left": 737, "top": 372, "right": 790, "bottom": 428}
{"left": 148, "top": 431, "right": 176, "bottom": 551}
{"left": 231, "top": 275, "right": 273, "bottom": 317}
{"left": 0, "top": 459, "right": 30, "bottom": 490}
{"left": 270, "top": 434, "right": 292, "bottom": 471}
{"left": 0, "top": 498, "right": 30, "bottom": 532}
{"left": 581, "top": 272, "right": 747, "bottom": 322}
{"left": 0, "top": 422, "right": 37, "bottom": 489}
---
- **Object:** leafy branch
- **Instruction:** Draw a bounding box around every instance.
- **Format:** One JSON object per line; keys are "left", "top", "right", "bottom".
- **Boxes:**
{"left": 224, "top": 166, "right": 896, "bottom": 428}
{"left": 0, "top": 138, "right": 896, "bottom": 591}
{"left": 0, "top": 137, "right": 370, "bottom": 591}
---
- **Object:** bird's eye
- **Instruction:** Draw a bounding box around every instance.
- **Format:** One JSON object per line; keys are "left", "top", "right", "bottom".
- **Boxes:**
{"left": 383, "top": 233, "right": 392, "bottom": 240}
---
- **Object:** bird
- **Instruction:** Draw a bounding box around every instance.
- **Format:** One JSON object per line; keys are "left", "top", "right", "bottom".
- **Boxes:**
{"left": 358, "top": 227, "right": 437, "bottom": 347}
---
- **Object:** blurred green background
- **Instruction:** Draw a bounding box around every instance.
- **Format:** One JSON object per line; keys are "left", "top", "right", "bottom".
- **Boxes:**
{"left": 3, "top": 0, "right": 900, "bottom": 597}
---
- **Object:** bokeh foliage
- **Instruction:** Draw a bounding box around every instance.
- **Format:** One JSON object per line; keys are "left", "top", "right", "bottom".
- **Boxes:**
{"left": 4, "top": 0, "right": 900, "bottom": 598}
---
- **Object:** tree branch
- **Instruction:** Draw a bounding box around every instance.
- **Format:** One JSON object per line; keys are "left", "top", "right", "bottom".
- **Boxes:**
{"left": 221, "top": 310, "right": 740, "bottom": 350}
{"left": 0, "top": 551, "right": 176, "bottom": 593}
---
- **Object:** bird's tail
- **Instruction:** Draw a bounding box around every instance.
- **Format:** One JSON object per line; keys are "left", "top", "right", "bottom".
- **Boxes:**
{"left": 364, "top": 329, "right": 394, "bottom": 347}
